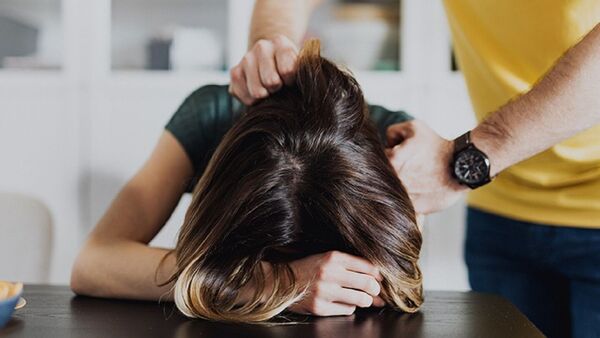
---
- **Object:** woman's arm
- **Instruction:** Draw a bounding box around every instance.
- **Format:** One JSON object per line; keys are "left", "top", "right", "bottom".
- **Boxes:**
{"left": 70, "top": 131, "right": 193, "bottom": 300}
{"left": 71, "top": 85, "right": 385, "bottom": 312}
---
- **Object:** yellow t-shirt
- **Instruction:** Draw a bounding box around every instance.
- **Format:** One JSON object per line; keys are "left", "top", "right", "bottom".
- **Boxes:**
{"left": 443, "top": 0, "right": 600, "bottom": 227}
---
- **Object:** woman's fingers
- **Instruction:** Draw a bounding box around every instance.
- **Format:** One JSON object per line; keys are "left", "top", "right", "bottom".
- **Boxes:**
{"left": 287, "top": 250, "right": 386, "bottom": 317}
{"left": 306, "top": 299, "right": 357, "bottom": 316}
{"left": 335, "top": 270, "right": 381, "bottom": 297}
{"left": 330, "top": 286, "right": 374, "bottom": 308}
{"left": 326, "top": 251, "right": 382, "bottom": 281}
{"left": 311, "top": 282, "right": 372, "bottom": 309}
{"left": 372, "top": 296, "right": 386, "bottom": 307}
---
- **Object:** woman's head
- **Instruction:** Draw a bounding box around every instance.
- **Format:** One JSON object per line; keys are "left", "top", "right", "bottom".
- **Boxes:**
{"left": 170, "top": 40, "right": 422, "bottom": 322}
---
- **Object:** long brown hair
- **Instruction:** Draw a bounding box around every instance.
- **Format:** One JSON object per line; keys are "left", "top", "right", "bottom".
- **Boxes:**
{"left": 168, "top": 40, "right": 422, "bottom": 322}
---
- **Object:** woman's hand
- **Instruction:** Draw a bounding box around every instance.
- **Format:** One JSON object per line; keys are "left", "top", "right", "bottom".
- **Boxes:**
{"left": 229, "top": 34, "right": 299, "bottom": 105}
{"left": 286, "top": 250, "right": 385, "bottom": 316}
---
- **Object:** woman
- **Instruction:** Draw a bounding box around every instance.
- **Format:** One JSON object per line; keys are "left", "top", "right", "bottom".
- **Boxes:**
{"left": 71, "top": 40, "right": 422, "bottom": 322}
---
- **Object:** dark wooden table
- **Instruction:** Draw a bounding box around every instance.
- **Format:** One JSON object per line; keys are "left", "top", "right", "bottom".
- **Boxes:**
{"left": 0, "top": 285, "right": 542, "bottom": 338}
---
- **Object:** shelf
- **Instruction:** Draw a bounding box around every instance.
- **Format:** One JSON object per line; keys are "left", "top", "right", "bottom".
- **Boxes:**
{"left": 111, "top": 0, "right": 229, "bottom": 71}
{"left": 309, "top": 0, "right": 401, "bottom": 71}
{"left": 0, "top": 69, "right": 66, "bottom": 88}
{"left": 0, "top": 0, "right": 63, "bottom": 70}
{"left": 109, "top": 69, "right": 229, "bottom": 81}
{"left": 104, "top": 69, "right": 408, "bottom": 89}
{"left": 0, "top": 0, "right": 462, "bottom": 95}
{"left": 0, "top": 0, "right": 472, "bottom": 289}
{"left": 101, "top": 70, "right": 229, "bottom": 93}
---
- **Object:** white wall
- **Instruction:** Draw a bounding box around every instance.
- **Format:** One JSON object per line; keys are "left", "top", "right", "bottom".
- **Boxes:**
{"left": 0, "top": 0, "right": 475, "bottom": 291}
{"left": 0, "top": 76, "right": 80, "bottom": 283}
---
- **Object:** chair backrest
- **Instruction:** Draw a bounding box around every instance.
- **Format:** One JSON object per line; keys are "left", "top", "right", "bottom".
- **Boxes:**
{"left": 0, "top": 193, "right": 52, "bottom": 283}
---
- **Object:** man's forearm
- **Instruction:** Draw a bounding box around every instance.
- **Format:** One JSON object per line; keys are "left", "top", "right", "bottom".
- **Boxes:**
{"left": 249, "top": 0, "right": 322, "bottom": 47}
{"left": 472, "top": 23, "right": 600, "bottom": 176}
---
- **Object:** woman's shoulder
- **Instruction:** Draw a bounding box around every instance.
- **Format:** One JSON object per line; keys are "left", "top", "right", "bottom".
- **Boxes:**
{"left": 165, "top": 84, "right": 245, "bottom": 191}
{"left": 367, "top": 104, "right": 413, "bottom": 141}
{"left": 368, "top": 104, "right": 412, "bottom": 125}
{"left": 168, "top": 84, "right": 245, "bottom": 134}
{"left": 185, "top": 84, "right": 229, "bottom": 101}
{"left": 181, "top": 84, "right": 244, "bottom": 114}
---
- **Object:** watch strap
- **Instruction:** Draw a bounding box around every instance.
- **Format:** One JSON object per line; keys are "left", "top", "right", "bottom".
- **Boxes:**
{"left": 454, "top": 131, "right": 471, "bottom": 153}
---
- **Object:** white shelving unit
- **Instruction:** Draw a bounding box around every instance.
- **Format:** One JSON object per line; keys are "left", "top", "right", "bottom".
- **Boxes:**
{"left": 1, "top": 0, "right": 474, "bottom": 289}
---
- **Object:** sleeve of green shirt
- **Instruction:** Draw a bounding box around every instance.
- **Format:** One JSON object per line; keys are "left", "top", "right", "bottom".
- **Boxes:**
{"left": 165, "top": 84, "right": 413, "bottom": 192}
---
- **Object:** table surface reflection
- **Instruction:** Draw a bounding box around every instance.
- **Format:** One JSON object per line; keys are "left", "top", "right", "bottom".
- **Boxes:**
{"left": 0, "top": 285, "right": 542, "bottom": 338}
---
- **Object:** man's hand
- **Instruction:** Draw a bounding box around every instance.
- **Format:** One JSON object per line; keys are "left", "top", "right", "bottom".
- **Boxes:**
{"left": 229, "top": 34, "right": 299, "bottom": 105}
{"left": 386, "top": 120, "right": 467, "bottom": 214}
{"left": 286, "top": 250, "right": 385, "bottom": 316}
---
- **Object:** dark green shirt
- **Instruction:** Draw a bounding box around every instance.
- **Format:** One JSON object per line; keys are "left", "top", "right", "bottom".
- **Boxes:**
{"left": 165, "top": 85, "right": 412, "bottom": 192}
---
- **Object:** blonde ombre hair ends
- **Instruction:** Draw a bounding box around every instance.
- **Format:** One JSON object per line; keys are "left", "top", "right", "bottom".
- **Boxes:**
{"left": 167, "top": 40, "right": 423, "bottom": 323}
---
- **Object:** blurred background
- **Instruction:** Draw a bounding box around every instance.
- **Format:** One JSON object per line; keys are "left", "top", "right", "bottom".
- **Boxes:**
{"left": 0, "top": 0, "right": 474, "bottom": 289}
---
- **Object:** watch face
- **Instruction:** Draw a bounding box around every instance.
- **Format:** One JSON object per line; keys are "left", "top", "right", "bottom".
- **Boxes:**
{"left": 454, "top": 148, "right": 490, "bottom": 185}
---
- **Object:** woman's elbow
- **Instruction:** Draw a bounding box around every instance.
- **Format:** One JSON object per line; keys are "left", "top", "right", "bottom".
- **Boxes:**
{"left": 70, "top": 243, "right": 99, "bottom": 296}
{"left": 69, "top": 265, "right": 86, "bottom": 296}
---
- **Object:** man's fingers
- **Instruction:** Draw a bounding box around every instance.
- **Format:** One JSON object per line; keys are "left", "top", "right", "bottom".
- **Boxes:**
{"left": 386, "top": 128, "right": 404, "bottom": 147}
{"left": 255, "top": 41, "right": 283, "bottom": 93}
{"left": 386, "top": 121, "right": 414, "bottom": 147}
{"left": 273, "top": 35, "right": 298, "bottom": 86}
{"left": 229, "top": 66, "right": 254, "bottom": 105}
{"left": 275, "top": 48, "right": 298, "bottom": 85}
{"left": 413, "top": 202, "right": 429, "bottom": 215}
{"left": 229, "top": 35, "right": 299, "bottom": 104}
{"left": 412, "top": 195, "right": 437, "bottom": 215}
{"left": 336, "top": 270, "right": 381, "bottom": 297}
{"left": 416, "top": 214, "right": 425, "bottom": 229}
{"left": 387, "top": 143, "right": 410, "bottom": 174}
{"left": 409, "top": 192, "right": 435, "bottom": 214}
{"left": 241, "top": 54, "right": 269, "bottom": 100}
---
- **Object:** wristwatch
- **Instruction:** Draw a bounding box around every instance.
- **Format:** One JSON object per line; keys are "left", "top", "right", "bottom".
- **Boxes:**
{"left": 451, "top": 131, "right": 492, "bottom": 189}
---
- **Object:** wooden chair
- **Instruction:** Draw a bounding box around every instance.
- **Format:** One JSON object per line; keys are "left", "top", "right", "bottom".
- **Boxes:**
{"left": 0, "top": 193, "right": 52, "bottom": 283}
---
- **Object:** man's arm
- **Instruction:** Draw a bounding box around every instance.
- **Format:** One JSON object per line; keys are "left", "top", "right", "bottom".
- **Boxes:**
{"left": 473, "top": 23, "right": 600, "bottom": 176}
{"left": 229, "top": 0, "right": 321, "bottom": 105}
{"left": 387, "top": 23, "right": 600, "bottom": 214}
{"left": 249, "top": 0, "right": 322, "bottom": 47}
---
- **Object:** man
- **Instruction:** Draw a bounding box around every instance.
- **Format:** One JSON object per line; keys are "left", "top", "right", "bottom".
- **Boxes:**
{"left": 230, "top": 1, "right": 600, "bottom": 337}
